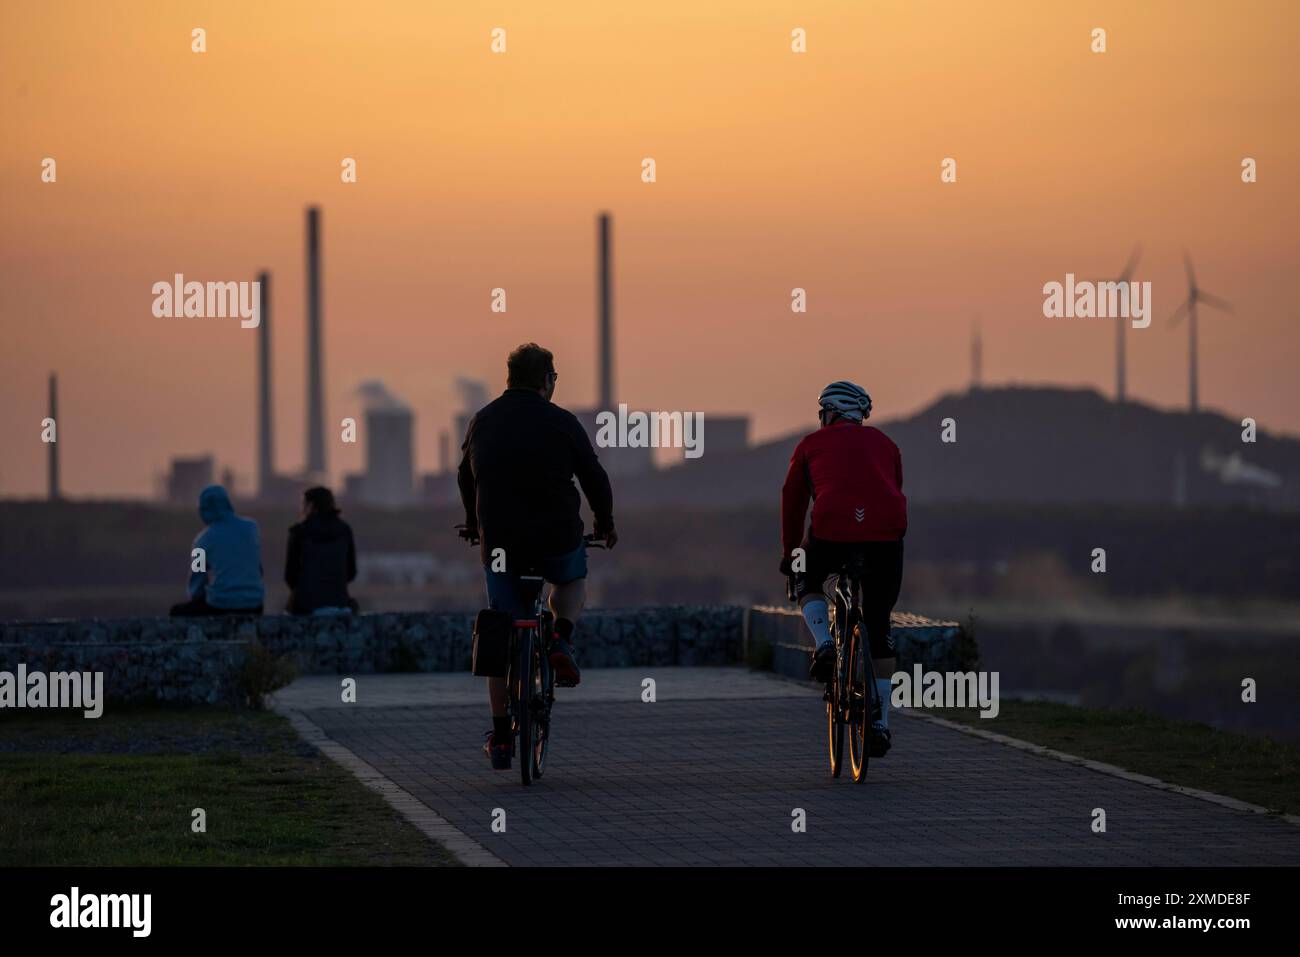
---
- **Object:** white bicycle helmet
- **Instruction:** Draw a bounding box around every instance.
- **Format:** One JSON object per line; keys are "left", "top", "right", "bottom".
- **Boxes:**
{"left": 818, "top": 380, "right": 872, "bottom": 422}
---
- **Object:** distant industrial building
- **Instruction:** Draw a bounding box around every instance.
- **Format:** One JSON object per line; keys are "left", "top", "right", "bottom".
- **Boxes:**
{"left": 165, "top": 455, "right": 214, "bottom": 506}
{"left": 572, "top": 410, "right": 655, "bottom": 478}
{"left": 360, "top": 405, "right": 414, "bottom": 506}
{"left": 418, "top": 431, "right": 458, "bottom": 506}
{"left": 344, "top": 383, "right": 415, "bottom": 507}
{"left": 658, "top": 413, "right": 749, "bottom": 465}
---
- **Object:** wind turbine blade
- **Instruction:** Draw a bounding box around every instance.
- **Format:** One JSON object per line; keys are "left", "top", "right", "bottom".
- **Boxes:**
{"left": 1167, "top": 300, "right": 1190, "bottom": 327}
{"left": 1118, "top": 243, "right": 1143, "bottom": 282}
{"left": 1198, "top": 291, "right": 1234, "bottom": 314}
{"left": 1183, "top": 251, "right": 1197, "bottom": 291}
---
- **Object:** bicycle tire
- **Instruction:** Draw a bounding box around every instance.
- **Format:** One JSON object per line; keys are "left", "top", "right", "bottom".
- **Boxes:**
{"left": 827, "top": 604, "right": 847, "bottom": 778}
{"left": 517, "top": 630, "right": 534, "bottom": 786}
{"left": 849, "top": 621, "right": 869, "bottom": 782}
{"left": 532, "top": 634, "right": 551, "bottom": 779}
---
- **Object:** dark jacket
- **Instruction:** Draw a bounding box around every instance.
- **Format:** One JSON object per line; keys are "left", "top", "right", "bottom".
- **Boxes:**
{"left": 458, "top": 388, "right": 614, "bottom": 563}
{"left": 284, "top": 512, "right": 357, "bottom": 613}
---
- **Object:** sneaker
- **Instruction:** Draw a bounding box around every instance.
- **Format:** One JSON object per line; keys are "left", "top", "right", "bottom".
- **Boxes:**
{"left": 809, "top": 641, "right": 836, "bottom": 683}
{"left": 869, "top": 722, "right": 892, "bottom": 757}
{"left": 550, "top": 639, "right": 581, "bottom": 688}
{"left": 483, "top": 730, "right": 511, "bottom": 770}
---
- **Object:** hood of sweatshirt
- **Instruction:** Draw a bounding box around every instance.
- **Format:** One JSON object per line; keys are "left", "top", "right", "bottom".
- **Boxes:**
{"left": 198, "top": 485, "right": 236, "bottom": 525}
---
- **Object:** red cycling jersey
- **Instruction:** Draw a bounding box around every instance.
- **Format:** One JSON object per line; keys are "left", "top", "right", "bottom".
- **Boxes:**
{"left": 781, "top": 419, "right": 907, "bottom": 555}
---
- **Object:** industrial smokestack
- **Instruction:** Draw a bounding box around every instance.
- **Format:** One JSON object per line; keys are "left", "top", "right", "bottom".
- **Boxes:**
{"left": 597, "top": 212, "right": 612, "bottom": 410}
{"left": 47, "top": 373, "right": 60, "bottom": 501}
{"left": 256, "top": 271, "right": 274, "bottom": 496}
{"left": 438, "top": 431, "right": 450, "bottom": 474}
{"left": 305, "top": 206, "right": 326, "bottom": 477}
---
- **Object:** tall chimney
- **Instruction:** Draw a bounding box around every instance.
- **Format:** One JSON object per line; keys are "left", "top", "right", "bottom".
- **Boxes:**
{"left": 597, "top": 212, "right": 612, "bottom": 410}
{"left": 438, "top": 431, "right": 451, "bottom": 474}
{"left": 305, "top": 206, "right": 326, "bottom": 476}
{"left": 256, "top": 270, "right": 274, "bottom": 496}
{"left": 1115, "top": 310, "right": 1126, "bottom": 404}
{"left": 47, "top": 373, "right": 60, "bottom": 501}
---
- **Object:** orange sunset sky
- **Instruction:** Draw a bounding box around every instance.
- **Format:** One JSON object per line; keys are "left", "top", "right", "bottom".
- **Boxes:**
{"left": 2, "top": 0, "right": 1297, "bottom": 498}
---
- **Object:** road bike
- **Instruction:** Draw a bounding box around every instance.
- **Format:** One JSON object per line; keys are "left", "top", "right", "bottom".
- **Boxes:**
{"left": 790, "top": 552, "right": 880, "bottom": 783}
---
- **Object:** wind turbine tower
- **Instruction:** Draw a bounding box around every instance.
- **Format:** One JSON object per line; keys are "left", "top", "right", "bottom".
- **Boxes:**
{"left": 1168, "top": 252, "right": 1234, "bottom": 413}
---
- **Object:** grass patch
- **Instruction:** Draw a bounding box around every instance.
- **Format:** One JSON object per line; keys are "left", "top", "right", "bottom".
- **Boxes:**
{"left": 0, "top": 706, "right": 458, "bottom": 866}
{"left": 939, "top": 699, "right": 1300, "bottom": 815}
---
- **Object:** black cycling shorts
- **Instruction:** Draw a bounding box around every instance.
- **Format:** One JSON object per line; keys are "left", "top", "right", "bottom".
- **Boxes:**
{"left": 792, "top": 537, "right": 904, "bottom": 659}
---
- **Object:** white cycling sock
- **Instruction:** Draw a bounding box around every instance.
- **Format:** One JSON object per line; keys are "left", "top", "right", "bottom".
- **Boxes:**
{"left": 801, "top": 599, "right": 833, "bottom": 649}
{"left": 876, "top": 678, "right": 892, "bottom": 728}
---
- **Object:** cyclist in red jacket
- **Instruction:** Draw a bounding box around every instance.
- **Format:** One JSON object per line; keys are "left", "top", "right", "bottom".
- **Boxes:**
{"left": 780, "top": 380, "right": 907, "bottom": 757}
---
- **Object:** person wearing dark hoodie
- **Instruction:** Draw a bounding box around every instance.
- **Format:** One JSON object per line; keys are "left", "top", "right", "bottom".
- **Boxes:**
{"left": 169, "top": 485, "right": 265, "bottom": 616}
{"left": 284, "top": 486, "right": 358, "bottom": 615}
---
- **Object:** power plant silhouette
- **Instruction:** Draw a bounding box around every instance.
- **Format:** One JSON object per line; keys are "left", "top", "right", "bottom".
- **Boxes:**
{"left": 157, "top": 206, "right": 751, "bottom": 509}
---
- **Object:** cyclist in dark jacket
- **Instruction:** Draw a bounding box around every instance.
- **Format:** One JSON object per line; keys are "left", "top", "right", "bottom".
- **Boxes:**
{"left": 458, "top": 342, "right": 616, "bottom": 770}
{"left": 284, "top": 487, "right": 358, "bottom": 615}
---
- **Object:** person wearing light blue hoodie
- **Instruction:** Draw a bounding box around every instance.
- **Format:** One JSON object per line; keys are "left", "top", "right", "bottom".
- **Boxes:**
{"left": 169, "top": 485, "right": 266, "bottom": 616}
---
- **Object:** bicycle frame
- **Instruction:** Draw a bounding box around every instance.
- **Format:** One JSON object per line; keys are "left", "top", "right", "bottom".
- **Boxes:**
{"left": 457, "top": 525, "right": 607, "bottom": 786}
{"left": 504, "top": 573, "right": 553, "bottom": 786}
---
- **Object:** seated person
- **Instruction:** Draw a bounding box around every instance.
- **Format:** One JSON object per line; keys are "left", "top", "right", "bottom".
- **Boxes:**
{"left": 170, "top": 485, "right": 265, "bottom": 616}
{"left": 284, "top": 486, "right": 358, "bottom": 615}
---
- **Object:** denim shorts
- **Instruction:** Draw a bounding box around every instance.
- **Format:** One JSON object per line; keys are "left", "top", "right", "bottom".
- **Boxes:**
{"left": 484, "top": 543, "right": 588, "bottom": 616}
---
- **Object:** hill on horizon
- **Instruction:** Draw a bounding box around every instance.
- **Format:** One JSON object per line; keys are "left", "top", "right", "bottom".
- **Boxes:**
{"left": 618, "top": 386, "right": 1300, "bottom": 510}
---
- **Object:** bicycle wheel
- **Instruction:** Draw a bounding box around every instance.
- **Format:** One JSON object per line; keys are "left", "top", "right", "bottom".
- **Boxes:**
{"left": 532, "top": 634, "right": 551, "bottom": 779}
{"left": 848, "top": 621, "right": 869, "bottom": 782}
{"left": 516, "top": 630, "right": 534, "bottom": 786}
{"left": 826, "top": 609, "right": 846, "bottom": 778}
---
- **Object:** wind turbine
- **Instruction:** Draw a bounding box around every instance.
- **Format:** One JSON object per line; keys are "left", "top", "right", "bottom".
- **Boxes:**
{"left": 1109, "top": 244, "right": 1142, "bottom": 403}
{"left": 1167, "top": 252, "right": 1233, "bottom": 414}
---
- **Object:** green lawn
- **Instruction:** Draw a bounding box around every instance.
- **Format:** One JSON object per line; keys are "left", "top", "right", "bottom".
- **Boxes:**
{"left": 0, "top": 707, "right": 458, "bottom": 866}
{"left": 939, "top": 700, "right": 1300, "bottom": 816}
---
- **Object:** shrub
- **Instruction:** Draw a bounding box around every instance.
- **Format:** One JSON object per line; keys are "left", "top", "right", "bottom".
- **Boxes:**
{"left": 240, "top": 642, "right": 296, "bottom": 710}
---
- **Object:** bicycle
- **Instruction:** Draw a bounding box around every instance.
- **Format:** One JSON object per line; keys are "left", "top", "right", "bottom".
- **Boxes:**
{"left": 459, "top": 526, "right": 605, "bottom": 786}
{"left": 789, "top": 552, "right": 880, "bottom": 783}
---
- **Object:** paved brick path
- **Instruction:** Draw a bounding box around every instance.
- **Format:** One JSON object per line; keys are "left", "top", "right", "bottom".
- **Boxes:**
{"left": 277, "top": 668, "right": 1300, "bottom": 866}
